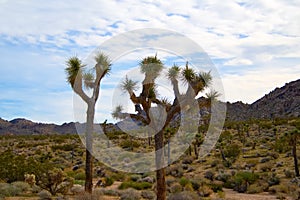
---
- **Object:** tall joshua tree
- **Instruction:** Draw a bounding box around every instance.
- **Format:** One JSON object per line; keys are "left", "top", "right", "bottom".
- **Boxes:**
{"left": 287, "top": 129, "right": 300, "bottom": 177}
{"left": 113, "top": 55, "right": 213, "bottom": 200}
{"left": 65, "top": 53, "right": 111, "bottom": 193}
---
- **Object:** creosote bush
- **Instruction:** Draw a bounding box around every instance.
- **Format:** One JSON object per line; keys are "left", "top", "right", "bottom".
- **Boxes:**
{"left": 118, "top": 181, "right": 152, "bottom": 190}
{"left": 120, "top": 188, "right": 141, "bottom": 200}
{"left": 168, "top": 191, "right": 199, "bottom": 200}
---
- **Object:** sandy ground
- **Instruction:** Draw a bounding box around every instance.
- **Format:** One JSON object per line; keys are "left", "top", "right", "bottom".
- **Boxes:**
{"left": 223, "top": 188, "right": 293, "bottom": 200}
{"left": 5, "top": 183, "right": 293, "bottom": 200}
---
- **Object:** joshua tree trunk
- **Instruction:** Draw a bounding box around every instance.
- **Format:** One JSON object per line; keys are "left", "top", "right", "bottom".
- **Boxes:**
{"left": 155, "top": 129, "right": 166, "bottom": 200}
{"left": 292, "top": 142, "right": 299, "bottom": 177}
{"left": 194, "top": 143, "right": 199, "bottom": 159}
{"left": 220, "top": 146, "right": 227, "bottom": 162}
{"left": 85, "top": 102, "right": 95, "bottom": 193}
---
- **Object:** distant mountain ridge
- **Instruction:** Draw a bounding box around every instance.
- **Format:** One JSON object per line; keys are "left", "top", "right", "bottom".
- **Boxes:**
{"left": 0, "top": 118, "right": 77, "bottom": 135}
{"left": 0, "top": 79, "right": 299, "bottom": 135}
{"left": 226, "top": 79, "right": 300, "bottom": 121}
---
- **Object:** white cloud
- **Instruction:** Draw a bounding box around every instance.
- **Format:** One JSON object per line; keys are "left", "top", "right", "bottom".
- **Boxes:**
{"left": 224, "top": 58, "right": 253, "bottom": 66}
{"left": 0, "top": 0, "right": 300, "bottom": 123}
{"left": 222, "top": 64, "right": 300, "bottom": 103}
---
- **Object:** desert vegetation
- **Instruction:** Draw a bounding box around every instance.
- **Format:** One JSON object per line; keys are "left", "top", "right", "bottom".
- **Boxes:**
{"left": 0, "top": 117, "right": 299, "bottom": 199}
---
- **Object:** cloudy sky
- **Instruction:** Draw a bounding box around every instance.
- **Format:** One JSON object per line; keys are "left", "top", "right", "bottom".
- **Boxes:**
{"left": 0, "top": 0, "right": 299, "bottom": 124}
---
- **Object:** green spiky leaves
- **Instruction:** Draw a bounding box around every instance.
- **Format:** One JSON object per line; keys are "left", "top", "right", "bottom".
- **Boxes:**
{"left": 65, "top": 56, "right": 86, "bottom": 88}
{"left": 140, "top": 55, "right": 163, "bottom": 79}
{"left": 121, "top": 76, "right": 139, "bottom": 94}
{"left": 167, "top": 65, "right": 181, "bottom": 81}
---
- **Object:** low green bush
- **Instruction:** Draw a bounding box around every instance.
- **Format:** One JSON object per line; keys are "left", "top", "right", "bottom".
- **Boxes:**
{"left": 74, "top": 172, "right": 86, "bottom": 180}
{"left": 232, "top": 171, "right": 259, "bottom": 193}
{"left": 119, "top": 181, "right": 152, "bottom": 190}
{"left": 179, "top": 177, "right": 190, "bottom": 187}
{"left": 105, "top": 177, "right": 114, "bottom": 186}
{"left": 51, "top": 144, "right": 74, "bottom": 151}
{"left": 120, "top": 139, "right": 140, "bottom": 149}
{"left": 0, "top": 183, "right": 22, "bottom": 197}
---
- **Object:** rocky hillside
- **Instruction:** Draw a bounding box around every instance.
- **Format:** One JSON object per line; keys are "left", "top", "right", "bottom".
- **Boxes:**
{"left": 1, "top": 79, "right": 299, "bottom": 135}
{"left": 0, "top": 118, "right": 119, "bottom": 135}
{"left": 0, "top": 118, "right": 77, "bottom": 135}
{"left": 226, "top": 79, "right": 300, "bottom": 121}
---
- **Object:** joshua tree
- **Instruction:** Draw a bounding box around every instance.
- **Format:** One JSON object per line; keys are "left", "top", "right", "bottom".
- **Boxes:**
{"left": 113, "top": 55, "right": 213, "bottom": 200}
{"left": 65, "top": 53, "right": 111, "bottom": 193}
{"left": 287, "top": 129, "right": 300, "bottom": 177}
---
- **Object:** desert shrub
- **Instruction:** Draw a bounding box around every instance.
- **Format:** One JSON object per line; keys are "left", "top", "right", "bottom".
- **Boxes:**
{"left": 0, "top": 183, "right": 22, "bottom": 197}
{"left": 259, "top": 162, "right": 273, "bottom": 172}
{"left": 190, "top": 179, "right": 201, "bottom": 191}
{"left": 74, "top": 172, "right": 85, "bottom": 180}
{"left": 259, "top": 157, "right": 271, "bottom": 163}
{"left": 273, "top": 137, "right": 289, "bottom": 153}
{"left": 166, "top": 164, "right": 184, "bottom": 177}
{"left": 269, "top": 184, "right": 288, "bottom": 194}
{"left": 141, "top": 190, "right": 156, "bottom": 200}
{"left": 0, "top": 150, "right": 56, "bottom": 183}
{"left": 38, "top": 168, "right": 74, "bottom": 195}
{"left": 184, "top": 183, "right": 194, "bottom": 191}
{"left": 198, "top": 185, "right": 213, "bottom": 197}
{"left": 11, "top": 181, "right": 30, "bottom": 192}
{"left": 219, "top": 130, "right": 233, "bottom": 142}
{"left": 105, "top": 177, "right": 114, "bottom": 186}
{"left": 120, "top": 139, "right": 140, "bottom": 149}
{"left": 169, "top": 183, "right": 182, "bottom": 193}
{"left": 182, "top": 156, "right": 194, "bottom": 164}
{"left": 74, "top": 190, "right": 104, "bottom": 200}
{"left": 92, "top": 189, "right": 104, "bottom": 199}
{"left": 51, "top": 144, "right": 74, "bottom": 151}
{"left": 120, "top": 188, "right": 141, "bottom": 200}
{"left": 284, "top": 169, "right": 295, "bottom": 178}
{"left": 260, "top": 121, "right": 272, "bottom": 129}
{"left": 119, "top": 181, "right": 152, "bottom": 190}
{"left": 245, "top": 159, "right": 259, "bottom": 168}
{"left": 0, "top": 151, "right": 26, "bottom": 182}
{"left": 210, "top": 159, "right": 221, "bottom": 167}
{"left": 233, "top": 171, "right": 259, "bottom": 193}
{"left": 38, "top": 190, "right": 52, "bottom": 200}
{"left": 215, "top": 172, "right": 231, "bottom": 183}
{"left": 101, "top": 189, "right": 119, "bottom": 196}
{"left": 267, "top": 173, "right": 280, "bottom": 186}
{"left": 70, "top": 184, "right": 84, "bottom": 195}
{"left": 106, "top": 130, "right": 124, "bottom": 140}
{"left": 209, "top": 181, "right": 223, "bottom": 192}
{"left": 235, "top": 171, "right": 259, "bottom": 184}
{"left": 130, "top": 174, "right": 142, "bottom": 182}
{"left": 166, "top": 177, "right": 176, "bottom": 186}
{"left": 74, "top": 180, "right": 85, "bottom": 186}
{"left": 288, "top": 184, "right": 300, "bottom": 199}
{"left": 268, "top": 152, "right": 279, "bottom": 159}
{"left": 111, "top": 172, "right": 126, "bottom": 181}
{"left": 223, "top": 143, "right": 241, "bottom": 161}
{"left": 247, "top": 183, "right": 264, "bottom": 194}
{"left": 204, "top": 170, "right": 215, "bottom": 181}
{"left": 179, "top": 177, "right": 191, "bottom": 187}
{"left": 168, "top": 191, "right": 199, "bottom": 200}
{"left": 32, "top": 184, "right": 42, "bottom": 193}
